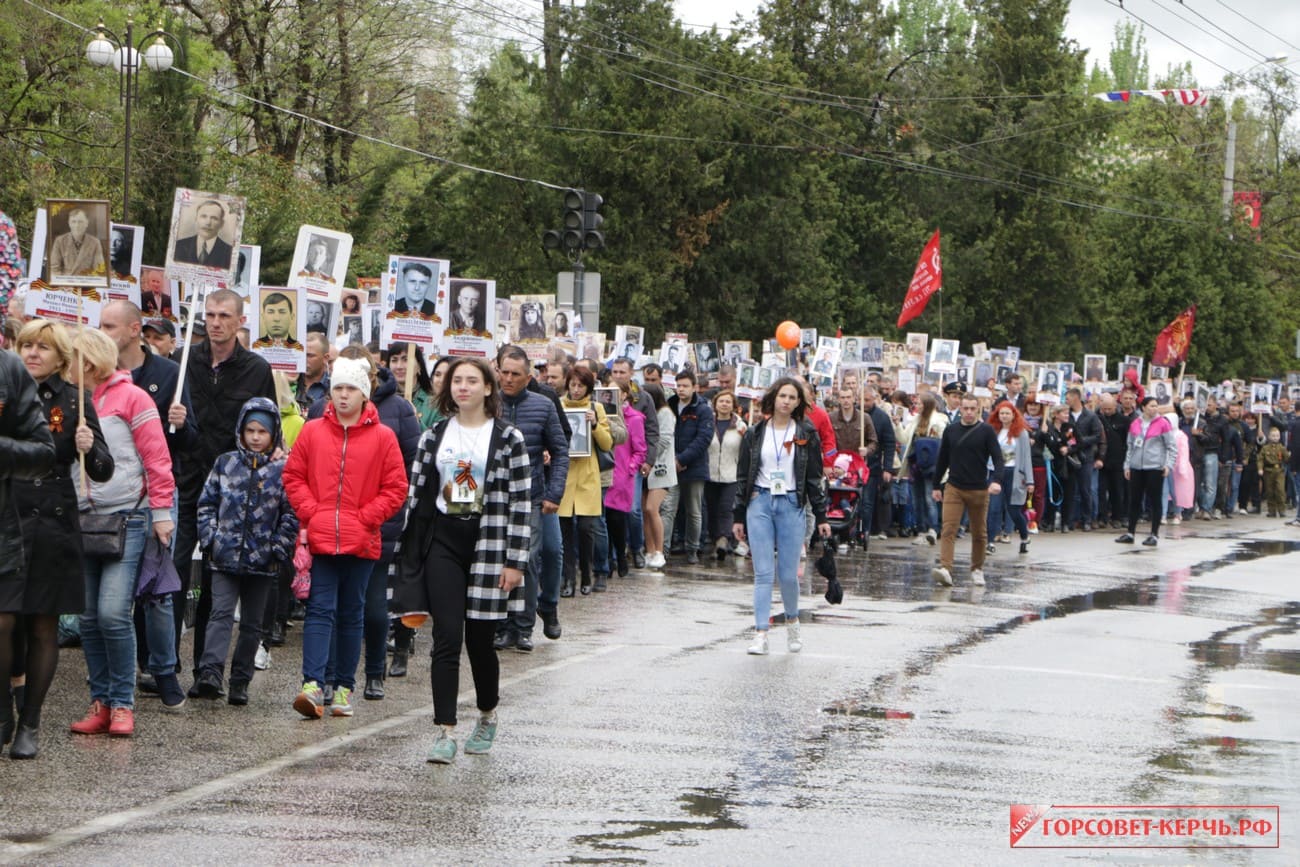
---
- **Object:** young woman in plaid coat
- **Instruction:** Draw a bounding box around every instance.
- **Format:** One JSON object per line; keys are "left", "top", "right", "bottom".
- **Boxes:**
{"left": 390, "top": 357, "right": 530, "bottom": 764}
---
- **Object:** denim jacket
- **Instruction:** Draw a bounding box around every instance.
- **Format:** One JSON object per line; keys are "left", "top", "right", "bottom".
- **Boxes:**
{"left": 732, "top": 416, "right": 828, "bottom": 525}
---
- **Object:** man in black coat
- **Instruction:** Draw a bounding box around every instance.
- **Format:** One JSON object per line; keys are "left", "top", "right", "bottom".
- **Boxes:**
{"left": 1065, "top": 388, "right": 1104, "bottom": 530}
{"left": 861, "top": 386, "right": 896, "bottom": 541}
{"left": 1097, "top": 392, "right": 1135, "bottom": 527}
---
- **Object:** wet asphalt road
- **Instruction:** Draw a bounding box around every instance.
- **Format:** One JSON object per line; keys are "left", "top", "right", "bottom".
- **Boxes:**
{"left": 1, "top": 517, "right": 1297, "bottom": 865}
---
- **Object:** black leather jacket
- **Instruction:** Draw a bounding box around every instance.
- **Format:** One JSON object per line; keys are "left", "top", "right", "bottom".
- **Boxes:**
{"left": 733, "top": 416, "right": 828, "bottom": 526}
{"left": 0, "top": 350, "right": 58, "bottom": 578}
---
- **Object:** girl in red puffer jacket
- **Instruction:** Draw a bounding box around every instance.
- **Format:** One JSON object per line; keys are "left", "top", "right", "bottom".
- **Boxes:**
{"left": 283, "top": 357, "right": 407, "bottom": 719}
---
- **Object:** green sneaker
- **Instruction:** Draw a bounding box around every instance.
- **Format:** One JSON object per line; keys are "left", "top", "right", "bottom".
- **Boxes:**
{"left": 293, "top": 682, "right": 324, "bottom": 719}
{"left": 464, "top": 715, "right": 498, "bottom": 755}
{"left": 427, "top": 728, "right": 457, "bottom": 764}
{"left": 330, "top": 686, "right": 353, "bottom": 717}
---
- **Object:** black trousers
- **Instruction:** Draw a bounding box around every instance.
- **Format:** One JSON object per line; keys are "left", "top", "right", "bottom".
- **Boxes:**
{"left": 561, "top": 515, "right": 596, "bottom": 588}
{"left": 1099, "top": 465, "right": 1127, "bottom": 523}
{"left": 703, "top": 481, "right": 738, "bottom": 547}
{"left": 1127, "top": 469, "right": 1165, "bottom": 537}
{"left": 426, "top": 516, "right": 498, "bottom": 727}
{"left": 605, "top": 508, "right": 629, "bottom": 571}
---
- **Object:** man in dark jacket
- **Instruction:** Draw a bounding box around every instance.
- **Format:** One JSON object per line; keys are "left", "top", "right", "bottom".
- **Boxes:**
{"left": 1214, "top": 405, "right": 1243, "bottom": 518}
{"left": 861, "top": 386, "right": 896, "bottom": 542}
{"left": 665, "top": 371, "right": 714, "bottom": 564}
{"left": 1065, "top": 388, "right": 1103, "bottom": 530}
{"left": 1196, "top": 398, "right": 1230, "bottom": 519}
{"left": 1098, "top": 393, "right": 1135, "bottom": 527}
{"left": 932, "top": 393, "right": 1003, "bottom": 587}
{"left": 176, "top": 289, "right": 276, "bottom": 683}
{"left": 496, "top": 346, "right": 569, "bottom": 650}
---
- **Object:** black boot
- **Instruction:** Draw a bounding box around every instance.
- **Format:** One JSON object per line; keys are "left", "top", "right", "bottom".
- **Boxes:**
{"left": 364, "top": 676, "right": 384, "bottom": 700}
{"left": 388, "top": 627, "right": 412, "bottom": 678}
{"left": 227, "top": 681, "right": 249, "bottom": 706}
{"left": 560, "top": 579, "right": 575, "bottom": 598}
{"left": 9, "top": 724, "right": 38, "bottom": 760}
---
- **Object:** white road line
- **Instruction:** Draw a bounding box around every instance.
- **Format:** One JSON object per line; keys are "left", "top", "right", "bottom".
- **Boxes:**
{"left": 953, "top": 663, "right": 1167, "bottom": 684}
{"left": 0, "top": 644, "right": 625, "bottom": 864}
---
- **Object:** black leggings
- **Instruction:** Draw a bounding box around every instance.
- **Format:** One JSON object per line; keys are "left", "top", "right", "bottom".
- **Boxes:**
{"left": 425, "top": 516, "right": 498, "bottom": 727}
{"left": 1127, "top": 469, "right": 1166, "bottom": 537}
{"left": 561, "top": 516, "right": 596, "bottom": 588}
{"left": 0, "top": 613, "right": 59, "bottom": 729}
{"left": 605, "top": 509, "right": 628, "bottom": 572}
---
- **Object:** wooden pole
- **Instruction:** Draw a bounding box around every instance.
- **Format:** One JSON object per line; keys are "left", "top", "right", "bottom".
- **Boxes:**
{"left": 171, "top": 280, "right": 199, "bottom": 434}
{"left": 1174, "top": 361, "right": 1186, "bottom": 407}
{"left": 77, "top": 288, "right": 86, "bottom": 495}
{"left": 859, "top": 376, "right": 866, "bottom": 450}
{"left": 403, "top": 342, "right": 416, "bottom": 402}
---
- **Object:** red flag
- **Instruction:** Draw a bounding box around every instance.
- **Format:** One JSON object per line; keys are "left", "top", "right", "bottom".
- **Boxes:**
{"left": 1233, "top": 191, "right": 1261, "bottom": 229}
{"left": 897, "top": 230, "right": 942, "bottom": 329}
{"left": 1152, "top": 305, "right": 1196, "bottom": 366}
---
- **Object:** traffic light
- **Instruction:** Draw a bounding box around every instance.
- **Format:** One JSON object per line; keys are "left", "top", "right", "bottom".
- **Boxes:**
{"left": 563, "top": 189, "right": 584, "bottom": 250}
{"left": 582, "top": 192, "right": 604, "bottom": 250}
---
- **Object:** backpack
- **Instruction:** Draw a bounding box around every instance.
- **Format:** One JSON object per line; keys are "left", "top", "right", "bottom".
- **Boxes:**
{"left": 912, "top": 436, "right": 941, "bottom": 476}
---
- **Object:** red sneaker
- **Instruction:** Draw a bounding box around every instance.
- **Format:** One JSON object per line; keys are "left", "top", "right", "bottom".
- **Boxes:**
{"left": 70, "top": 700, "right": 111, "bottom": 735}
{"left": 108, "top": 707, "right": 134, "bottom": 737}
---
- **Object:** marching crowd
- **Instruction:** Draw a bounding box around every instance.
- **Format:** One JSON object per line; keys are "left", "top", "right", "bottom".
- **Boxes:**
{"left": 1, "top": 289, "right": 1298, "bottom": 765}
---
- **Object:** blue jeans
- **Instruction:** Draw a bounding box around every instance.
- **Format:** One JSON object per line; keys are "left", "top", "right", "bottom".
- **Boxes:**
{"left": 986, "top": 466, "right": 1030, "bottom": 541}
{"left": 538, "top": 512, "right": 563, "bottom": 612}
{"left": 302, "top": 554, "right": 372, "bottom": 690}
{"left": 628, "top": 473, "right": 645, "bottom": 554}
{"left": 1070, "top": 460, "right": 1096, "bottom": 526}
{"left": 82, "top": 510, "right": 149, "bottom": 709}
{"left": 1200, "top": 453, "right": 1220, "bottom": 513}
{"left": 326, "top": 555, "right": 391, "bottom": 683}
{"left": 1229, "top": 465, "right": 1243, "bottom": 514}
{"left": 910, "top": 475, "right": 938, "bottom": 532}
{"left": 503, "top": 504, "right": 544, "bottom": 635}
{"left": 746, "top": 490, "right": 805, "bottom": 631}
{"left": 592, "top": 509, "right": 611, "bottom": 575}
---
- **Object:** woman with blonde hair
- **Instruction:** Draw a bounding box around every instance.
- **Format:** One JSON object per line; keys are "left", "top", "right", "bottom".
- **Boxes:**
{"left": 641, "top": 383, "right": 674, "bottom": 570}
{"left": 2, "top": 321, "right": 110, "bottom": 758}
{"left": 69, "top": 327, "right": 178, "bottom": 738}
{"left": 558, "top": 365, "right": 613, "bottom": 595}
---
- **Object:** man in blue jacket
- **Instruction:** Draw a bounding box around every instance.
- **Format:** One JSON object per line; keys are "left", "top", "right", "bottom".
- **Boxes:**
{"left": 664, "top": 370, "right": 714, "bottom": 564}
{"left": 496, "top": 346, "right": 570, "bottom": 649}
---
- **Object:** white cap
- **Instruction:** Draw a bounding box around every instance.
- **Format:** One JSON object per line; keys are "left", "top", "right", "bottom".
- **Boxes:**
{"left": 331, "top": 357, "right": 371, "bottom": 400}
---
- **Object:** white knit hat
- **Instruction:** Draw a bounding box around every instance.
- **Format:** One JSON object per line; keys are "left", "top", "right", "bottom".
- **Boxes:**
{"left": 331, "top": 357, "right": 372, "bottom": 400}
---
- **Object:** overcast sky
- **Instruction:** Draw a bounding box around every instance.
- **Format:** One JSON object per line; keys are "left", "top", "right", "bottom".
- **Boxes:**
{"left": 674, "top": 0, "right": 1300, "bottom": 88}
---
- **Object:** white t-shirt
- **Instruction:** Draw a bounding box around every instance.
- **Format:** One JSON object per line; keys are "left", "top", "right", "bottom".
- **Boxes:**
{"left": 758, "top": 420, "right": 797, "bottom": 492}
{"left": 435, "top": 416, "right": 493, "bottom": 516}
{"left": 998, "top": 428, "right": 1016, "bottom": 468}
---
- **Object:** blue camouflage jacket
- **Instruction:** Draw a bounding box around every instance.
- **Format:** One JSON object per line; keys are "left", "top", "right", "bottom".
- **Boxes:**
{"left": 197, "top": 397, "right": 299, "bottom": 577}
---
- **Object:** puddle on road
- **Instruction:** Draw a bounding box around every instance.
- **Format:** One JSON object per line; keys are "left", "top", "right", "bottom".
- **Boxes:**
{"left": 569, "top": 787, "right": 744, "bottom": 858}
{"left": 1188, "top": 602, "right": 1300, "bottom": 676}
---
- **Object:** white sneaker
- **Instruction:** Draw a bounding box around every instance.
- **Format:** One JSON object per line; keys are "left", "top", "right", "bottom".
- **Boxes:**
{"left": 786, "top": 621, "right": 802, "bottom": 653}
{"left": 932, "top": 566, "right": 953, "bottom": 586}
{"left": 747, "top": 631, "right": 769, "bottom": 655}
{"left": 912, "top": 535, "right": 928, "bottom": 546}
{"left": 254, "top": 644, "right": 271, "bottom": 671}
{"left": 970, "top": 568, "right": 985, "bottom": 586}
{"left": 925, "top": 529, "right": 937, "bottom": 545}
{"left": 871, "top": 532, "right": 888, "bottom": 541}
{"left": 837, "top": 543, "right": 849, "bottom": 554}
{"left": 735, "top": 542, "right": 750, "bottom": 558}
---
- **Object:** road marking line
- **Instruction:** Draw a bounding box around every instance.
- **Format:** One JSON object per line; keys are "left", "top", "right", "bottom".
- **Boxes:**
{"left": 954, "top": 663, "right": 1166, "bottom": 684}
{"left": 0, "top": 644, "right": 624, "bottom": 863}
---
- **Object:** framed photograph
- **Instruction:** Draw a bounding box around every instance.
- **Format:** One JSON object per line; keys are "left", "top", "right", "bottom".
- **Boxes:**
{"left": 996, "top": 364, "right": 1013, "bottom": 385}
{"left": 1037, "top": 366, "right": 1062, "bottom": 404}
{"left": 233, "top": 244, "right": 261, "bottom": 309}
{"left": 139, "top": 266, "right": 177, "bottom": 322}
{"left": 581, "top": 332, "right": 606, "bottom": 363}
{"left": 1005, "top": 346, "right": 1021, "bottom": 366}
{"left": 973, "top": 360, "right": 995, "bottom": 396}
{"left": 736, "top": 361, "right": 760, "bottom": 399}
{"left": 928, "top": 337, "right": 958, "bottom": 374}
{"left": 45, "top": 199, "right": 110, "bottom": 289}
{"left": 249, "top": 286, "right": 307, "bottom": 373}
{"left": 863, "top": 336, "right": 884, "bottom": 366}
{"left": 338, "top": 288, "right": 366, "bottom": 324}
{"left": 288, "top": 225, "right": 353, "bottom": 303}
{"left": 165, "top": 188, "right": 246, "bottom": 287}
{"left": 693, "top": 341, "right": 721, "bottom": 376}
{"left": 1179, "top": 377, "right": 1198, "bottom": 399}
{"left": 565, "top": 410, "right": 592, "bottom": 457}
{"left": 442, "top": 278, "right": 495, "bottom": 357}
{"left": 756, "top": 365, "right": 775, "bottom": 390}
{"left": 972, "top": 341, "right": 988, "bottom": 360}
{"left": 905, "top": 332, "right": 928, "bottom": 366}
{"left": 108, "top": 223, "right": 144, "bottom": 305}
{"left": 1150, "top": 365, "right": 1169, "bottom": 382}
{"left": 512, "top": 293, "right": 554, "bottom": 345}
{"left": 1083, "top": 354, "right": 1107, "bottom": 383}
{"left": 723, "top": 340, "right": 751, "bottom": 366}
{"left": 358, "top": 275, "right": 382, "bottom": 306}
{"left": 1249, "top": 382, "right": 1272, "bottom": 415}
{"left": 1123, "top": 354, "right": 1144, "bottom": 383}
{"left": 382, "top": 255, "right": 450, "bottom": 350}
{"left": 1149, "top": 379, "right": 1174, "bottom": 406}
{"left": 1057, "top": 362, "right": 1075, "bottom": 382}
{"left": 659, "top": 339, "right": 688, "bottom": 374}
{"left": 799, "top": 328, "right": 818, "bottom": 352}
{"left": 593, "top": 386, "right": 622, "bottom": 422}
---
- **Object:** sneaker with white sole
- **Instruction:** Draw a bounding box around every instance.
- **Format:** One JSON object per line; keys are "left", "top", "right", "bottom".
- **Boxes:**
{"left": 464, "top": 714, "right": 498, "bottom": 754}
{"left": 787, "top": 620, "right": 803, "bottom": 653}
{"left": 427, "top": 727, "right": 457, "bottom": 764}
{"left": 293, "top": 681, "right": 324, "bottom": 719}
{"left": 926, "top": 528, "right": 937, "bottom": 545}
{"left": 735, "top": 542, "right": 750, "bottom": 558}
{"left": 330, "top": 686, "right": 354, "bottom": 717}
{"left": 931, "top": 566, "right": 953, "bottom": 586}
{"left": 747, "top": 630, "right": 769, "bottom": 655}
{"left": 254, "top": 644, "right": 271, "bottom": 671}
{"left": 970, "top": 568, "right": 985, "bottom": 586}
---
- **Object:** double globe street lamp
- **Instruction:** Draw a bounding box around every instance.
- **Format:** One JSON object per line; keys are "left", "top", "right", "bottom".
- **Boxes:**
{"left": 85, "top": 20, "right": 184, "bottom": 222}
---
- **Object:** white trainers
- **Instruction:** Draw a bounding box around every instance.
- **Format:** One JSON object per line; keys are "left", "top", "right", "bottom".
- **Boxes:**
{"left": 254, "top": 644, "right": 271, "bottom": 671}
{"left": 747, "top": 630, "right": 769, "bottom": 655}
{"left": 735, "top": 542, "right": 750, "bottom": 558}
{"left": 970, "top": 568, "right": 986, "bottom": 586}
{"left": 926, "top": 529, "right": 937, "bottom": 545}
{"left": 931, "top": 566, "right": 953, "bottom": 586}
{"left": 787, "top": 620, "right": 803, "bottom": 653}
{"left": 837, "top": 543, "right": 849, "bottom": 554}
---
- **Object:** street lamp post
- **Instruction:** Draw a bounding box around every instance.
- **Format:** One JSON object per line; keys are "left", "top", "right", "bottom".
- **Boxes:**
{"left": 85, "top": 20, "right": 183, "bottom": 222}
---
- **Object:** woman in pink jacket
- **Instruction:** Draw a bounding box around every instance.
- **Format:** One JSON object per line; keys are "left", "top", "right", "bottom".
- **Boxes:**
{"left": 603, "top": 381, "right": 647, "bottom": 580}
{"left": 68, "top": 329, "right": 178, "bottom": 739}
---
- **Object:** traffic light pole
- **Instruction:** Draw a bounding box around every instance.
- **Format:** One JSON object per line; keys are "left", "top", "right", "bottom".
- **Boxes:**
{"left": 573, "top": 254, "right": 585, "bottom": 328}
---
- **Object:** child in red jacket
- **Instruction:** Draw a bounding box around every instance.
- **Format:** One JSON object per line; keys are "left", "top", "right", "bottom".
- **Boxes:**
{"left": 283, "top": 358, "right": 407, "bottom": 719}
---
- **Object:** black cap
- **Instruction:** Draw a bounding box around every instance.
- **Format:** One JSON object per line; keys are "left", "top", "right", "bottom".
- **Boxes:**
{"left": 143, "top": 318, "right": 176, "bottom": 338}
{"left": 942, "top": 381, "right": 964, "bottom": 395}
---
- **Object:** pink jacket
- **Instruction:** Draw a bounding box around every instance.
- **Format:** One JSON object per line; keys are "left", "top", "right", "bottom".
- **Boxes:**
{"left": 1172, "top": 429, "right": 1195, "bottom": 509}
{"left": 604, "top": 404, "right": 647, "bottom": 513}
{"left": 84, "top": 370, "right": 175, "bottom": 522}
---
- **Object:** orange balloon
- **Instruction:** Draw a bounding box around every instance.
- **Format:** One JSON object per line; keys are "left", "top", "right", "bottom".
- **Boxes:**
{"left": 775, "top": 320, "right": 801, "bottom": 350}
{"left": 400, "top": 614, "right": 428, "bottom": 629}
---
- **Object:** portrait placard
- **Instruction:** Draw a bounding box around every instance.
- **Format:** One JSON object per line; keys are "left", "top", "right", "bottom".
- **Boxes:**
{"left": 862, "top": 336, "right": 884, "bottom": 366}
{"left": 972, "top": 342, "right": 988, "bottom": 360}
{"left": 565, "top": 410, "right": 592, "bottom": 457}
{"left": 659, "top": 338, "right": 689, "bottom": 374}
{"left": 45, "top": 199, "right": 110, "bottom": 289}
{"left": 511, "top": 294, "right": 555, "bottom": 359}
{"left": 139, "top": 266, "right": 178, "bottom": 322}
{"left": 905, "top": 332, "right": 928, "bottom": 367}
{"left": 382, "top": 255, "right": 450, "bottom": 350}
{"left": 107, "top": 223, "right": 144, "bottom": 305}
{"left": 1122, "top": 355, "right": 1144, "bottom": 384}
{"left": 694, "top": 341, "right": 721, "bottom": 377}
{"left": 1083, "top": 354, "right": 1107, "bottom": 383}
{"left": 250, "top": 286, "right": 307, "bottom": 373}
{"left": 799, "top": 328, "right": 818, "bottom": 353}
{"left": 593, "top": 386, "right": 622, "bottom": 423}
{"left": 736, "top": 362, "right": 761, "bottom": 400}
{"left": 928, "top": 337, "right": 959, "bottom": 374}
{"left": 165, "top": 188, "right": 245, "bottom": 287}
{"left": 553, "top": 307, "right": 576, "bottom": 338}
{"left": 1036, "top": 367, "right": 1062, "bottom": 405}
{"left": 287, "top": 225, "right": 353, "bottom": 303}
{"left": 811, "top": 336, "right": 841, "bottom": 384}
{"left": 896, "top": 368, "right": 918, "bottom": 395}
{"left": 722, "top": 340, "right": 750, "bottom": 366}
{"left": 444, "top": 278, "right": 495, "bottom": 358}
{"left": 357, "top": 276, "right": 381, "bottom": 305}
{"left": 581, "top": 332, "right": 606, "bottom": 363}
{"left": 1250, "top": 382, "right": 1272, "bottom": 415}
{"left": 364, "top": 304, "right": 382, "bottom": 347}
{"left": 1149, "top": 379, "right": 1174, "bottom": 406}
{"left": 614, "top": 325, "right": 644, "bottom": 362}
{"left": 233, "top": 244, "right": 261, "bottom": 311}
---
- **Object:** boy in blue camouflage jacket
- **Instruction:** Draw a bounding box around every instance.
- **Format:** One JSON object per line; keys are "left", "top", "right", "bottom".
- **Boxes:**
{"left": 194, "top": 397, "right": 299, "bottom": 705}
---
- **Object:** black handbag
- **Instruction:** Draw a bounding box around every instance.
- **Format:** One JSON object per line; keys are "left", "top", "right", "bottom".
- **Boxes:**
{"left": 80, "top": 512, "right": 128, "bottom": 558}
{"left": 596, "top": 445, "right": 617, "bottom": 472}
{"left": 815, "top": 538, "right": 843, "bottom": 605}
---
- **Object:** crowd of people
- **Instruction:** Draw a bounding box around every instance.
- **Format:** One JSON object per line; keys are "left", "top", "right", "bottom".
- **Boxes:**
{"left": 1, "top": 292, "right": 1298, "bottom": 764}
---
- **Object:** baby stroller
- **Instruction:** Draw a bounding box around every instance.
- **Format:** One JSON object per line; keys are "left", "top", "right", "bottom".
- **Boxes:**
{"left": 826, "top": 452, "right": 870, "bottom": 550}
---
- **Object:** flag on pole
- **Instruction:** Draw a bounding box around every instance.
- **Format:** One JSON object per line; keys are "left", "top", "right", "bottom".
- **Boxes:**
{"left": 1152, "top": 305, "right": 1197, "bottom": 366}
{"left": 897, "top": 230, "right": 942, "bottom": 329}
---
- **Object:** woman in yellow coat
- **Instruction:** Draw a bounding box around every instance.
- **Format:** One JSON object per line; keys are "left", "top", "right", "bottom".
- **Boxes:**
{"left": 559, "top": 365, "right": 612, "bottom": 596}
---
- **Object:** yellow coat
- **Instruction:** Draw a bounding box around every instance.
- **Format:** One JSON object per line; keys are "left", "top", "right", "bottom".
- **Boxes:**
{"left": 560, "top": 397, "right": 613, "bottom": 516}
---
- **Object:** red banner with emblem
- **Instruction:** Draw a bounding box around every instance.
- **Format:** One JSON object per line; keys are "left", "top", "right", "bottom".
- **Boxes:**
{"left": 897, "top": 229, "right": 942, "bottom": 329}
{"left": 1152, "top": 305, "right": 1196, "bottom": 367}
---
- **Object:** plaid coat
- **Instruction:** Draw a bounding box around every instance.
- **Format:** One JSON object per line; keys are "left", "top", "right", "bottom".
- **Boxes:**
{"left": 389, "top": 416, "right": 531, "bottom": 620}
